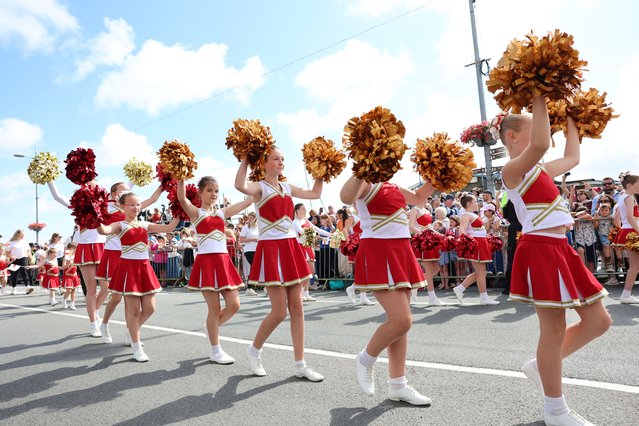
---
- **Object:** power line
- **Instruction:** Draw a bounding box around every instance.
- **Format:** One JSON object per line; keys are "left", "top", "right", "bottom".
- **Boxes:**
{"left": 133, "top": 0, "right": 439, "bottom": 131}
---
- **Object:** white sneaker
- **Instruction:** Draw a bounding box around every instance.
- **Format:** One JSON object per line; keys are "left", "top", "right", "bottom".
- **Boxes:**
{"left": 89, "top": 323, "right": 102, "bottom": 337}
{"left": 355, "top": 356, "right": 375, "bottom": 396}
{"left": 521, "top": 359, "right": 543, "bottom": 396}
{"left": 480, "top": 298, "right": 500, "bottom": 305}
{"left": 428, "top": 297, "right": 447, "bottom": 306}
{"left": 63, "top": 299, "right": 69, "bottom": 309}
{"left": 294, "top": 365, "right": 324, "bottom": 382}
{"left": 210, "top": 351, "right": 235, "bottom": 365}
{"left": 620, "top": 295, "right": 639, "bottom": 304}
{"left": 305, "top": 294, "right": 317, "bottom": 301}
{"left": 50, "top": 298, "right": 58, "bottom": 306}
{"left": 133, "top": 348, "right": 149, "bottom": 363}
{"left": 346, "top": 285, "right": 356, "bottom": 304}
{"left": 69, "top": 303, "right": 76, "bottom": 310}
{"left": 410, "top": 289, "right": 418, "bottom": 304}
{"left": 101, "top": 323, "right": 112, "bottom": 344}
{"left": 260, "top": 290, "right": 268, "bottom": 297}
{"left": 453, "top": 286, "right": 464, "bottom": 303}
{"left": 0, "top": 287, "right": 4, "bottom": 296}
{"left": 26, "top": 285, "right": 34, "bottom": 295}
{"left": 246, "top": 346, "right": 266, "bottom": 376}
{"left": 388, "top": 385, "right": 432, "bottom": 406}
{"left": 360, "top": 296, "right": 376, "bottom": 306}
{"left": 244, "top": 288, "right": 257, "bottom": 296}
{"left": 543, "top": 409, "right": 594, "bottom": 426}
{"left": 11, "top": 287, "right": 17, "bottom": 295}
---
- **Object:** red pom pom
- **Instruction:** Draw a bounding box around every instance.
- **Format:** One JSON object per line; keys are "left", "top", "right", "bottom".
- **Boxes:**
{"left": 487, "top": 234, "right": 504, "bottom": 252}
{"left": 339, "top": 233, "right": 360, "bottom": 257}
{"left": 167, "top": 184, "right": 201, "bottom": 221}
{"left": 419, "top": 229, "right": 444, "bottom": 251}
{"left": 455, "top": 234, "right": 478, "bottom": 259}
{"left": 440, "top": 234, "right": 457, "bottom": 252}
{"left": 155, "top": 163, "right": 177, "bottom": 192}
{"left": 65, "top": 148, "right": 98, "bottom": 185}
{"left": 69, "top": 185, "right": 109, "bottom": 229}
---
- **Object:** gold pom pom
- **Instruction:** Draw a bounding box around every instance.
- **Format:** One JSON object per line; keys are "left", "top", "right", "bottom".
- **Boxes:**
{"left": 225, "top": 118, "right": 275, "bottom": 165}
{"left": 27, "top": 152, "right": 61, "bottom": 184}
{"left": 301, "top": 227, "right": 317, "bottom": 248}
{"left": 123, "top": 158, "right": 154, "bottom": 187}
{"left": 157, "top": 140, "right": 198, "bottom": 181}
{"left": 342, "top": 106, "right": 407, "bottom": 183}
{"left": 330, "top": 231, "right": 346, "bottom": 249}
{"left": 411, "top": 132, "right": 476, "bottom": 192}
{"left": 487, "top": 30, "right": 587, "bottom": 113}
{"left": 625, "top": 232, "right": 639, "bottom": 253}
{"left": 301, "top": 137, "right": 346, "bottom": 183}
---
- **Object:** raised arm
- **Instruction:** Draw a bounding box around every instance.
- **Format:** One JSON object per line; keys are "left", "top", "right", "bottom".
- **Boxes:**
{"left": 97, "top": 222, "right": 122, "bottom": 236}
{"left": 290, "top": 178, "right": 323, "bottom": 200}
{"left": 400, "top": 181, "right": 435, "bottom": 207}
{"left": 222, "top": 196, "right": 254, "bottom": 219}
{"left": 340, "top": 176, "right": 369, "bottom": 205}
{"left": 543, "top": 116, "right": 580, "bottom": 178}
{"left": 234, "top": 159, "right": 263, "bottom": 198}
{"left": 141, "top": 186, "right": 163, "bottom": 210}
{"left": 148, "top": 217, "right": 180, "bottom": 234}
{"left": 47, "top": 181, "right": 70, "bottom": 208}
{"left": 176, "top": 180, "right": 200, "bottom": 222}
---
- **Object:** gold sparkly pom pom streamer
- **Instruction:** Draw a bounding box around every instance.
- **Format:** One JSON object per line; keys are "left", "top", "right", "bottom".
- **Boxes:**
{"left": 487, "top": 30, "right": 587, "bottom": 113}
{"left": 301, "top": 137, "right": 346, "bottom": 183}
{"left": 123, "top": 158, "right": 153, "bottom": 187}
{"left": 411, "top": 132, "right": 476, "bottom": 193}
{"left": 342, "top": 106, "right": 407, "bottom": 183}
{"left": 157, "top": 140, "right": 198, "bottom": 181}
{"left": 225, "top": 118, "right": 278, "bottom": 182}
{"left": 27, "top": 152, "right": 61, "bottom": 184}
{"left": 625, "top": 232, "right": 639, "bottom": 253}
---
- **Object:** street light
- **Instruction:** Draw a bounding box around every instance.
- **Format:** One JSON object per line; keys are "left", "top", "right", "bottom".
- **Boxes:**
{"left": 13, "top": 152, "right": 40, "bottom": 244}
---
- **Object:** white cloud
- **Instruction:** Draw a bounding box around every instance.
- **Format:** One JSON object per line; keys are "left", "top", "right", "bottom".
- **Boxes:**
{"left": 95, "top": 39, "right": 266, "bottom": 115}
{"left": 344, "top": 0, "right": 428, "bottom": 17}
{"left": 86, "top": 123, "right": 157, "bottom": 172}
{"left": 0, "top": 0, "right": 78, "bottom": 53}
{"left": 73, "top": 17, "right": 135, "bottom": 80}
{"left": 0, "top": 118, "right": 42, "bottom": 152}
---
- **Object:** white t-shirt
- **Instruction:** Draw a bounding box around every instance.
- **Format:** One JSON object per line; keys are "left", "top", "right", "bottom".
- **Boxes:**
{"left": 9, "top": 240, "right": 31, "bottom": 259}
{"left": 240, "top": 225, "right": 259, "bottom": 252}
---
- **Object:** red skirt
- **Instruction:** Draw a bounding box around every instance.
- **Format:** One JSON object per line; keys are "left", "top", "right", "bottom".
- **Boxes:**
{"left": 459, "top": 237, "right": 492, "bottom": 263}
{"left": 74, "top": 243, "right": 104, "bottom": 266}
{"left": 63, "top": 275, "right": 81, "bottom": 289}
{"left": 109, "top": 259, "right": 162, "bottom": 296}
{"left": 42, "top": 275, "right": 60, "bottom": 289}
{"left": 299, "top": 244, "right": 316, "bottom": 261}
{"left": 248, "top": 238, "right": 312, "bottom": 287}
{"left": 613, "top": 228, "right": 636, "bottom": 247}
{"left": 413, "top": 246, "right": 440, "bottom": 262}
{"left": 96, "top": 249, "right": 121, "bottom": 282}
{"left": 510, "top": 234, "right": 608, "bottom": 309}
{"left": 354, "top": 238, "right": 426, "bottom": 291}
{"left": 188, "top": 253, "right": 244, "bottom": 291}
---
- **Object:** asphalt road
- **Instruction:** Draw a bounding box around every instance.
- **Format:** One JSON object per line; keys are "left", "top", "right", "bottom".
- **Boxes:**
{"left": 1, "top": 285, "right": 637, "bottom": 425}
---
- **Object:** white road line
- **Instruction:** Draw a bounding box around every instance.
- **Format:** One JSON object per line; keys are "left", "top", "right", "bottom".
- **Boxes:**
{"left": 2, "top": 302, "right": 638, "bottom": 395}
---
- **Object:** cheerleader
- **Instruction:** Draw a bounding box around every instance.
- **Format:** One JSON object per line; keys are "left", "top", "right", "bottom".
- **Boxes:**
{"left": 341, "top": 177, "right": 434, "bottom": 405}
{"left": 613, "top": 172, "right": 639, "bottom": 304}
{"left": 177, "top": 177, "right": 253, "bottom": 364}
{"left": 0, "top": 246, "right": 10, "bottom": 296}
{"left": 234, "top": 146, "right": 324, "bottom": 382}
{"left": 62, "top": 244, "right": 80, "bottom": 310}
{"left": 293, "top": 203, "right": 331, "bottom": 301}
{"left": 38, "top": 249, "right": 61, "bottom": 306}
{"left": 499, "top": 97, "right": 610, "bottom": 426}
{"left": 98, "top": 192, "right": 179, "bottom": 362}
{"left": 99, "top": 182, "right": 163, "bottom": 344}
{"left": 48, "top": 180, "right": 107, "bottom": 337}
{"left": 408, "top": 201, "right": 445, "bottom": 306}
{"left": 452, "top": 195, "right": 499, "bottom": 306}
{"left": 343, "top": 210, "right": 376, "bottom": 306}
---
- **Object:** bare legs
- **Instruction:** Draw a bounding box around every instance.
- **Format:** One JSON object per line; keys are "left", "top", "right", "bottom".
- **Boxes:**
{"left": 124, "top": 294, "right": 156, "bottom": 343}
{"left": 203, "top": 290, "right": 240, "bottom": 345}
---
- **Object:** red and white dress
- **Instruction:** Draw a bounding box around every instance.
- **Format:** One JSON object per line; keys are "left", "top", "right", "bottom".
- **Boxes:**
{"left": 293, "top": 217, "right": 331, "bottom": 261}
{"left": 348, "top": 217, "right": 363, "bottom": 263}
{"left": 42, "top": 260, "right": 60, "bottom": 289}
{"left": 412, "top": 207, "right": 439, "bottom": 262}
{"left": 613, "top": 194, "right": 639, "bottom": 247}
{"left": 459, "top": 213, "right": 492, "bottom": 263}
{"left": 505, "top": 164, "right": 608, "bottom": 308}
{"left": 109, "top": 221, "right": 162, "bottom": 296}
{"left": 248, "top": 181, "right": 311, "bottom": 287}
{"left": 0, "top": 256, "right": 10, "bottom": 279}
{"left": 73, "top": 227, "right": 105, "bottom": 266}
{"left": 63, "top": 260, "right": 81, "bottom": 289}
{"left": 188, "top": 209, "right": 244, "bottom": 291}
{"left": 97, "top": 202, "right": 125, "bottom": 282}
{"left": 353, "top": 182, "right": 426, "bottom": 291}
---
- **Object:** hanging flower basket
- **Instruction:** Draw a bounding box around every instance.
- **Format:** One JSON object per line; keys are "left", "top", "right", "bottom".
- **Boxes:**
{"left": 460, "top": 121, "right": 497, "bottom": 147}
{"left": 28, "top": 222, "right": 47, "bottom": 232}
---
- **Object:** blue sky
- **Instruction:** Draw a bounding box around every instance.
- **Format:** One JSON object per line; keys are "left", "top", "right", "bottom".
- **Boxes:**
{"left": 1, "top": 0, "right": 638, "bottom": 243}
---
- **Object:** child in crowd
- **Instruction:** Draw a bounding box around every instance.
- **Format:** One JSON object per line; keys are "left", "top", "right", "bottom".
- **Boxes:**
{"left": 573, "top": 206, "right": 597, "bottom": 273}
{"left": 62, "top": 244, "right": 80, "bottom": 310}
{"left": 38, "top": 248, "right": 61, "bottom": 306}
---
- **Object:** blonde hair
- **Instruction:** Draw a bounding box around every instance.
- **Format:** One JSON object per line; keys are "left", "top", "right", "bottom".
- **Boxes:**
{"left": 500, "top": 114, "right": 530, "bottom": 143}
{"left": 10, "top": 229, "right": 23, "bottom": 241}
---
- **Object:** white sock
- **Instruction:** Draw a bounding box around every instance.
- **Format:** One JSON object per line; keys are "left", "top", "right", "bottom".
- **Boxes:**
{"left": 131, "top": 341, "right": 142, "bottom": 352}
{"left": 90, "top": 321, "right": 98, "bottom": 328}
{"left": 388, "top": 376, "right": 408, "bottom": 390}
{"left": 360, "top": 292, "right": 368, "bottom": 301}
{"left": 455, "top": 284, "right": 465, "bottom": 293}
{"left": 479, "top": 292, "right": 489, "bottom": 300}
{"left": 428, "top": 291, "right": 437, "bottom": 301}
{"left": 358, "top": 349, "right": 377, "bottom": 368}
{"left": 544, "top": 395, "right": 569, "bottom": 416}
{"left": 295, "top": 359, "right": 306, "bottom": 369}
{"left": 621, "top": 290, "right": 631, "bottom": 298}
{"left": 303, "top": 290, "right": 310, "bottom": 297}
{"left": 248, "top": 344, "right": 261, "bottom": 356}
{"left": 211, "top": 344, "right": 223, "bottom": 356}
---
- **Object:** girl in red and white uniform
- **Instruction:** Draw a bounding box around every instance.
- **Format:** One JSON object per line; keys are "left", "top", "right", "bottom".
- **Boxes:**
{"left": 62, "top": 244, "right": 80, "bottom": 310}
{"left": 499, "top": 97, "right": 610, "bottom": 426}
{"left": 98, "top": 192, "right": 179, "bottom": 362}
{"left": 99, "top": 182, "right": 162, "bottom": 344}
{"left": 344, "top": 212, "right": 376, "bottom": 306}
{"left": 38, "top": 249, "right": 61, "bottom": 306}
{"left": 452, "top": 195, "right": 499, "bottom": 306}
{"left": 612, "top": 173, "right": 639, "bottom": 304}
{"left": 341, "top": 178, "right": 434, "bottom": 405}
{"left": 293, "top": 203, "right": 331, "bottom": 302}
{"left": 48, "top": 180, "right": 106, "bottom": 337}
{"left": 177, "top": 177, "right": 253, "bottom": 364}
{"left": 409, "top": 201, "right": 445, "bottom": 306}
{"left": 235, "top": 146, "right": 324, "bottom": 382}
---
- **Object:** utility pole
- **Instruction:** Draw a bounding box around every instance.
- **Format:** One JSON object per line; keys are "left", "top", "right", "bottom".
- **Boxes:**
{"left": 468, "top": 0, "right": 494, "bottom": 194}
